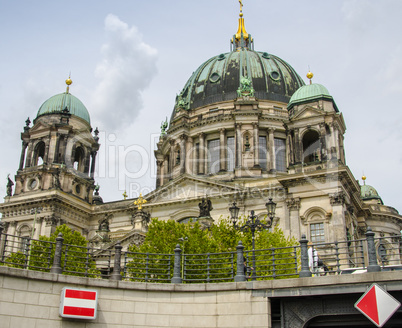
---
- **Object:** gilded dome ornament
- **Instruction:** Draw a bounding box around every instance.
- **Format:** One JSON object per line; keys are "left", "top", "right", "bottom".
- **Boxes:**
{"left": 65, "top": 76, "right": 72, "bottom": 93}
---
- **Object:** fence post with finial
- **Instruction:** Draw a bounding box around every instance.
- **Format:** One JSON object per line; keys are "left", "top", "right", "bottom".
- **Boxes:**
{"left": 50, "top": 233, "right": 64, "bottom": 274}
{"left": 110, "top": 242, "right": 123, "bottom": 281}
{"left": 299, "top": 234, "right": 312, "bottom": 277}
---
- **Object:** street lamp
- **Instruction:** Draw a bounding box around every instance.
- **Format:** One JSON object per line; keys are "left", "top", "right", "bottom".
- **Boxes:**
{"left": 229, "top": 199, "right": 276, "bottom": 280}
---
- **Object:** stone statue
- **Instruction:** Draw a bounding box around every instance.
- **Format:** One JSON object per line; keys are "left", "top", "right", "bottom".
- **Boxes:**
{"left": 6, "top": 174, "right": 14, "bottom": 196}
{"left": 98, "top": 215, "right": 110, "bottom": 232}
{"left": 237, "top": 76, "right": 255, "bottom": 97}
{"left": 160, "top": 118, "right": 168, "bottom": 137}
{"left": 53, "top": 169, "right": 61, "bottom": 189}
{"left": 199, "top": 197, "right": 213, "bottom": 217}
{"left": 94, "top": 184, "right": 100, "bottom": 196}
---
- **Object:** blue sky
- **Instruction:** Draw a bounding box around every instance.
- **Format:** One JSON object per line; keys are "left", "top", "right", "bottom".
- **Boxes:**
{"left": 1, "top": 0, "right": 402, "bottom": 211}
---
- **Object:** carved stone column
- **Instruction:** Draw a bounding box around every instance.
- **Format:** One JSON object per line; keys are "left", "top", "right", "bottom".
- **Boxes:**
{"left": 235, "top": 123, "right": 242, "bottom": 168}
{"left": 186, "top": 137, "right": 194, "bottom": 175}
{"left": 286, "top": 197, "right": 301, "bottom": 237}
{"left": 329, "top": 191, "right": 346, "bottom": 242}
{"left": 90, "top": 151, "right": 97, "bottom": 179}
{"left": 180, "top": 135, "right": 187, "bottom": 175}
{"left": 319, "top": 123, "right": 327, "bottom": 161}
{"left": 33, "top": 217, "right": 44, "bottom": 239}
{"left": 169, "top": 139, "right": 176, "bottom": 179}
{"left": 25, "top": 141, "right": 34, "bottom": 168}
{"left": 156, "top": 160, "right": 163, "bottom": 188}
{"left": 54, "top": 133, "right": 61, "bottom": 163}
{"left": 294, "top": 128, "right": 301, "bottom": 164}
{"left": 253, "top": 123, "right": 259, "bottom": 167}
{"left": 19, "top": 141, "right": 28, "bottom": 170}
{"left": 268, "top": 128, "right": 275, "bottom": 171}
{"left": 219, "top": 128, "right": 226, "bottom": 172}
{"left": 163, "top": 155, "right": 169, "bottom": 184}
{"left": 198, "top": 133, "right": 205, "bottom": 175}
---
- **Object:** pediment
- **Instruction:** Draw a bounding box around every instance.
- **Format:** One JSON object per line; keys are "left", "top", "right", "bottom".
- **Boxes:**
{"left": 146, "top": 174, "right": 238, "bottom": 204}
{"left": 291, "top": 106, "right": 324, "bottom": 121}
{"left": 28, "top": 121, "right": 52, "bottom": 133}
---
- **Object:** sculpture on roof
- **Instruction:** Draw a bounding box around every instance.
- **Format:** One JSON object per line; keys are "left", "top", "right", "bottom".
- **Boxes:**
{"left": 160, "top": 118, "right": 168, "bottom": 137}
{"left": 237, "top": 76, "right": 255, "bottom": 97}
{"left": 6, "top": 174, "right": 14, "bottom": 197}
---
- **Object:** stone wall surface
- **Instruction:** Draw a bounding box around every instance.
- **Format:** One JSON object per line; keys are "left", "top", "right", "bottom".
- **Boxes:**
{"left": 0, "top": 267, "right": 268, "bottom": 328}
{"left": 1, "top": 266, "right": 402, "bottom": 328}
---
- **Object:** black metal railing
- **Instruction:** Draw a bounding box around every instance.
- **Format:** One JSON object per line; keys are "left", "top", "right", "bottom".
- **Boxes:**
{"left": 0, "top": 225, "right": 401, "bottom": 283}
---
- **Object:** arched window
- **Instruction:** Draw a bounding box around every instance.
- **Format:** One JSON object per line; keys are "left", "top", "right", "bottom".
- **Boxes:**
{"left": 73, "top": 146, "right": 85, "bottom": 172}
{"left": 32, "top": 141, "right": 45, "bottom": 166}
{"left": 302, "top": 130, "right": 320, "bottom": 164}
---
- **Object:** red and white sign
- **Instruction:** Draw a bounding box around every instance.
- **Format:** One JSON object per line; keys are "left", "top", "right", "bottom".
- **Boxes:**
{"left": 355, "top": 283, "right": 400, "bottom": 327}
{"left": 59, "top": 287, "right": 98, "bottom": 320}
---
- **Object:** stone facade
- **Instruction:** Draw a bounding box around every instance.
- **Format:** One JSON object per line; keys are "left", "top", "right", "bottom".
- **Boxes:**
{"left": 0, "top": 10, "right": 401, "bottom": 256}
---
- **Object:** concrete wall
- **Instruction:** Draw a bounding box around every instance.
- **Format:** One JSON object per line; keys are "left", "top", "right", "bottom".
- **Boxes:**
{"left": 2, "top": 266, "right": 402, "bottom": 328}
{"left": 0, "top": 267, "right": 268, "bottom": 328}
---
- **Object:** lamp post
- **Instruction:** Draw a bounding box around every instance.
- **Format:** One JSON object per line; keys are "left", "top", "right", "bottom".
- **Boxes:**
{"left": 27, "top": 207, "right": 42, "bottom": 268}
{"left": 229, "top": 199, "right": 276, "bottom": 280}
{"left": 178, "top": 237, "right": 188, "bottom": 279}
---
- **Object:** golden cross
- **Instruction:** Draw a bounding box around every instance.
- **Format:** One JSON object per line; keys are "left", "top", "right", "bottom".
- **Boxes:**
{"left": 239, "top": 0, "right": 243, "bottom": 13}
{"left": 122, "top": 190, "right": 128, "bottom": 200}
{"left": 134, "top": 193, "right": 147, "bottom": 210}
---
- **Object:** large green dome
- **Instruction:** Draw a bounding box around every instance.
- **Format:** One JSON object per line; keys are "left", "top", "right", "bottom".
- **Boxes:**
{"left": 36, "top": 92, "right": 91, "bottom": 124}
{"left": 173, "top": 49, "right": 305, "bottom": 115}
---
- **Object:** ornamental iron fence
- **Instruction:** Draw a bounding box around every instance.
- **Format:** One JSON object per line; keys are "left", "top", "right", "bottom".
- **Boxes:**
{"left": 0, "top": 224, "right": 401, "bottom": 283}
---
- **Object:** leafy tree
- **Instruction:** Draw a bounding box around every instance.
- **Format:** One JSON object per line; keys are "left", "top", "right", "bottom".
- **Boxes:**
{"left": 5, "top": 225, "right": 99, "bottom": 277}
{"left": 126, "top": 217, "right": 299, "bottom": 282}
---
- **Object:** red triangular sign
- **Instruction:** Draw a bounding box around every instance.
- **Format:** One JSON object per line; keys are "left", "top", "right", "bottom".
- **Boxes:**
{"left": 356, "top": 286, "right": 379, "bottom": 325}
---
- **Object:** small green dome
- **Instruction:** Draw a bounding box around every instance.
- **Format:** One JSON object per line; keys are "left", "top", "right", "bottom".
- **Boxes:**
{"left": 361, "top": 184, "right": 383, "bottom": 205}
{"left": 36, "top": 92, "right": 91, "bottom": 124}
{"left": 287, "top": 83, "right": 336, "bottom": 111}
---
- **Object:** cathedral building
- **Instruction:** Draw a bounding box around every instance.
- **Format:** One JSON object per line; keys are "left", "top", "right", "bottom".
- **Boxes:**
{"left": 1, "top": 7, "right": 401, "bottom": 255}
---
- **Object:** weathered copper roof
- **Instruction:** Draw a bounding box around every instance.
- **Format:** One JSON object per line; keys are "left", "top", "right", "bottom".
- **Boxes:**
{"left": 172, "top": 49, "right": 304, "bottom": 116}
{"left": 36, "top": 92, "right": 91, "bottom": 124}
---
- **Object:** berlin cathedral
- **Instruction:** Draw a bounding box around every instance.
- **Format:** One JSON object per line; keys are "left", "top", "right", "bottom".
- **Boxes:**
{"left": 1, "top": 4, "right": 401, "bottom": 255}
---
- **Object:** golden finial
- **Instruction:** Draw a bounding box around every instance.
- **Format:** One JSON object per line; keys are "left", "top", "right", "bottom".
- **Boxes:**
{"left": 134, "top": 193, "right": 147, "bottom": 210}
{"left": 122, "top": 190, "right": 128, "bottom": 200}
{"left": 362, "top": 175, "right": 366, "bottom": 185}
{"left": 65, "top": 76, "right": 72, "bottom": 93}
{"left": 307, "top": 70, "right": 314, "bottom": 85}
{"left": 234, "top": 0, "right": 249, "bottom": 45}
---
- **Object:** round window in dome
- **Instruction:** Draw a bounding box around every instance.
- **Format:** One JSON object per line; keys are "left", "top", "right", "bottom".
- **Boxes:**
{"left": 209, "top": 73, "right": 220, "bottom": 83}
{"left": 262, "top": 52, "right": 270, "bottom": 59}
{"left": 270, "top": 71, "right": 280, "bottom": 81}
{"left": 218, "top": 54, "right": 225, "bottom": 61}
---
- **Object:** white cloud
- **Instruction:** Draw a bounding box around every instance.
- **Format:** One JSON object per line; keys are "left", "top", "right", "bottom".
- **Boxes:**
{"left": 90, "top": 14, "right": 158, "bottom": 132}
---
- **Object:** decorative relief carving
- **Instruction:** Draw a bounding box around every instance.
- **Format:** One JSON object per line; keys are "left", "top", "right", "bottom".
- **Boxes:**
{"left": 286, "top": 197, "right": 300, "bottom": 210}
{"left": 330, "top": 191, "right": 345, "bottom": 205}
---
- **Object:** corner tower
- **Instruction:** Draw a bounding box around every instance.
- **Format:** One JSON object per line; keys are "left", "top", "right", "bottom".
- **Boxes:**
{"left": 14, "top": 78, "right": 100, "bottom": 202}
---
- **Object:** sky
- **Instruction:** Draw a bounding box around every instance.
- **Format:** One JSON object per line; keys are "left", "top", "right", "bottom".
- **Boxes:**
{"left": 0, "top": 0, "right": 402, "bottom": 212}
